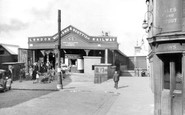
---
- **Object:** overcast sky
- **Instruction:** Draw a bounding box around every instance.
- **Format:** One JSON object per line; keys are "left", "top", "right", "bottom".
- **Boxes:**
{"left": 0, "top": 0, "right": 148, "bottom": 56}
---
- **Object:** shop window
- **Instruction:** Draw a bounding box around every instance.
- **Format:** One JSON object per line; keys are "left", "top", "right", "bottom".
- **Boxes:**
{"left": 161, "top": 54, "right": 182, "bottom": 90}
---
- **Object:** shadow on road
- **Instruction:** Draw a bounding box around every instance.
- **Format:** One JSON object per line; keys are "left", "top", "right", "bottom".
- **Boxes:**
{"left": 118, "top": 85, "right": 129, "bottom": 89}
{"left": 12, "top": 88, "right": 58, "bottom": 91}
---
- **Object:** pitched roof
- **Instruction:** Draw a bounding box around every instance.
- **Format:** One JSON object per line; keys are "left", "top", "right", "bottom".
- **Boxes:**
{"left": 0, "top": 43, "right": 19, "bottom": 55}
{"left": 28, "top": 25, "right": 117, "bottom": 44}
{"left": 28, "top": 25, "right": 119, "bottom": 50}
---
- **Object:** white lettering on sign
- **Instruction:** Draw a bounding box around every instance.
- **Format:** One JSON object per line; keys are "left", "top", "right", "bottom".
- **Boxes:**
{"left": 51, "top": 26, "right": 117, "bottom": 42}
{"left": 67, "top": 37, "right": 75, "bottom": 41}
{"left": 169, "top": 45, "right": 177, "bottom": 50}
{"left": 63, "top": 42, "right": 78, "bottom": 46}
{"left": 71, "top": 27, "right": 90, "bottom": 40}
{"left": 166, "top": 14, "right": 174, "bottom": 18}
{"left": 164, "top": 7, "right": 177, "bottom": 24}
{"left": 164, "top": 7, "right": 176, "bottom": 13}
{"left": 92, "top": 37, "right": 115, "bottom": 42}
{"left": 166, "top": 18, "right": 177, "bottom": 23}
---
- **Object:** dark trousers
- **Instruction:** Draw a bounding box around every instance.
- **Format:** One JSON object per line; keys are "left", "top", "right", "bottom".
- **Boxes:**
{"left": 114, "top": 81, "right": 118, "bottom": 89}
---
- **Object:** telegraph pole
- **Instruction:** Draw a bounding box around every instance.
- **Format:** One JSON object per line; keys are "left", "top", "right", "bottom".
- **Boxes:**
{"left": 57, "top": 10, "right": 63, "bottom": 90}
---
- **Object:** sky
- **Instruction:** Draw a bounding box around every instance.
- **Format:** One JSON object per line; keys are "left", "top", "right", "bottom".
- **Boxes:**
{"left": 0, "top": 0, "right": 148, "bottom": 56}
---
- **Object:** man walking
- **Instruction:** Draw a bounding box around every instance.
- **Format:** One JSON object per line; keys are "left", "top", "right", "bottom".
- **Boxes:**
{"left": 113, "top": 71, "right": 120, "bottom": 89}
{"left": 114, "top": 59, "right": 121, "bottom": 89}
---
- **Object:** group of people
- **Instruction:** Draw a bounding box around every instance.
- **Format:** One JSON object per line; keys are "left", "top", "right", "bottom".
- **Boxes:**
{"left": 29, "top": 62, "right": 55, "bottom": 84}
{"left": 28, "top": 61, "right": 121, "bottom": 88}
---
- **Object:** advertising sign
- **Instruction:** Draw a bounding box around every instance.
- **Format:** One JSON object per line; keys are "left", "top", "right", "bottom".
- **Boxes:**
{"left": 156, "top": 0, "right": 182, "bottom": 32}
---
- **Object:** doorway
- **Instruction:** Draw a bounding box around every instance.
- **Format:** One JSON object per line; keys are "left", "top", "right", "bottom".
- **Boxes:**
{"left": 159, "top": 53, "right": 182, "bottom": 115}
{"left": 70, "top": 59, "right": 77, "bottom": 72}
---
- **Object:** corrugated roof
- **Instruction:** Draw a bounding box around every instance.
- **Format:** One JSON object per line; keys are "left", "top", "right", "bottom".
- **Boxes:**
{"left": 1, "top": 44, "right": 19, "bottom": 55}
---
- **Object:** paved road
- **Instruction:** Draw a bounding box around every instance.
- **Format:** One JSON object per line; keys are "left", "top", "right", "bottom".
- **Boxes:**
{"left": 0, "top": 75, "right": 72, "bottom": 109}
{"left": 0, "top": 73, "right": 119, "bottom": 115}
{"left": 0, "top": 74, "right": 154, "bottom": 115}
{"left": 0, "top": 89, "right": 54, "bottom": 109}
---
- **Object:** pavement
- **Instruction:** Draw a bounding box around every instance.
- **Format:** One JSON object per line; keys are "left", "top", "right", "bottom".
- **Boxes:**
{"left": 0, "top": 73, "right": 154, "bottom": 115}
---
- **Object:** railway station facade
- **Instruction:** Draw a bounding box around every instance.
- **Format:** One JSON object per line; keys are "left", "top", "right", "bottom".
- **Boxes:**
{"left": 23, "top": 25, "right": 128, "bottom": 76}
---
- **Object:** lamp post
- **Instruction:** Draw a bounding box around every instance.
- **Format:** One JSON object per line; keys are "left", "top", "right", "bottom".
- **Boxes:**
{"left": 57, "top": 10, "right": 63, "bottom": 90}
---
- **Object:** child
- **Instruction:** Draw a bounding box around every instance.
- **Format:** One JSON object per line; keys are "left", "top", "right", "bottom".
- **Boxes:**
{"left": 113, "top": 71, "right": 120, "bottom": 89}
{"left": 33, "top": 71, "right": 40, "bottom": 84}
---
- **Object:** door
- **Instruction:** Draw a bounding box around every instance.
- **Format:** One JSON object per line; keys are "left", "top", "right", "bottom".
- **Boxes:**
{"left": 170, "top": 62, "right": 182, "bottom": 115}
{"left": 70, "top": 59, "right": 77, "bottom": 72}
{"left": 161, "top": 54, "right": 183, "bottom": 115}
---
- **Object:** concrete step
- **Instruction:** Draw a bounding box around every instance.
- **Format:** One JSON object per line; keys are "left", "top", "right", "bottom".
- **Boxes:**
{"left": 121, "top": 70, "right": 135, "bottom": 77}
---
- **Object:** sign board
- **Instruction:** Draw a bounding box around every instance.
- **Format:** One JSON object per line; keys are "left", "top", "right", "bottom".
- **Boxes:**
{"left": 95, "top": 66, "right": 108, "bottom": 74}
{"left": 156, "top": 0, "right": 182, "bottom": 32}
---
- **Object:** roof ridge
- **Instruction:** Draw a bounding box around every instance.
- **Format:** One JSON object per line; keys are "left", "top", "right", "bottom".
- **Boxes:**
{"left": 0, "top": 43, "right": 19, "bottom": 48}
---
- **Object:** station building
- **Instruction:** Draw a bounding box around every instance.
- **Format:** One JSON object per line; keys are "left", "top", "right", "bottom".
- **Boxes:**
{"left": 22, "top": 25, "right": 129, "bottom": 76}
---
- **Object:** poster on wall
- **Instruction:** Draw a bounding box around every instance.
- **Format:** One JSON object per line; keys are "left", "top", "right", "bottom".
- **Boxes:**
{"left": 77, "top": 59, "right": 84, "bottom": 70}
{"left": 156, "top": 0, "right": 182, "bottom": 32}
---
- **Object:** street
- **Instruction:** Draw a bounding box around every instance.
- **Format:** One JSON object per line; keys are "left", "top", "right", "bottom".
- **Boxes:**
{"left": 0, "top": 89, "right": 54, "bottom": 109}
{"left": 0, "top": 74, "right": 72, "bottom": 109}
{"left": 0, "top": 74, "right": 154, "bottom": 115}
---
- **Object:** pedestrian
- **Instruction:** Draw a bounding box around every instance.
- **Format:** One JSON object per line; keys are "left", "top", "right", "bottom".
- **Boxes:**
{"left": 113, "top": 71, "right": 120, "bottom": 89}
{"left": 6, "top": 65, "right": 13, "bottom": 80}
{"left": 32, "top": 63, "right": 38, "bottom": 80}
{"left": 19, "top": 68, "right": 24, "bottom": 82}
{"left": 29, "top": 66, "right": 33, "bottom": 79}
{"left": 33, "top": 71, "right": 40, "bottom": 84}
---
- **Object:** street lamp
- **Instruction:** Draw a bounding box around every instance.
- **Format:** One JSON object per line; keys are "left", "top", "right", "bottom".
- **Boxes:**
{"left": 142, "top": 20, "right": 148, "bottom": 29}
{"left": 142, "top": 1, "right": 162, "bottom": 33}
{"left": 56, "top": 10, "right": 63, "bottom": 90}
{"left": 142, "top": 11, "right": 153, "bottom": 32}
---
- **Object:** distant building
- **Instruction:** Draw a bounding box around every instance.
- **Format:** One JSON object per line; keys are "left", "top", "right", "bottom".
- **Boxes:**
{"left": 126, "top": 44, "right": 148, "bottom": 77}
{"left": 0, "top": 43, "right": 19, "bottom": 69}
{"left": 0, "top": 44, "right": 21, "bottom": 80}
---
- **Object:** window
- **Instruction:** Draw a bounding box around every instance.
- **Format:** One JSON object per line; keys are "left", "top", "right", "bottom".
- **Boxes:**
{"left": 0, "top": 50, "right": 5, "bottom": 55}
{"left": 161, "top": 54, "right": 182, "bottom": 90}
